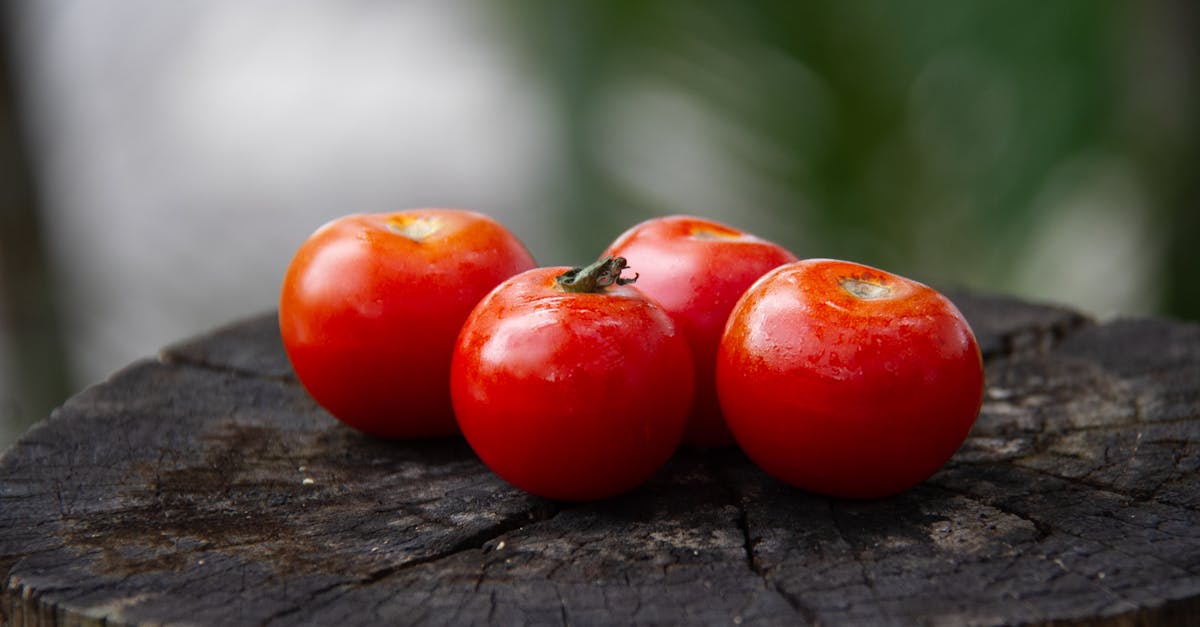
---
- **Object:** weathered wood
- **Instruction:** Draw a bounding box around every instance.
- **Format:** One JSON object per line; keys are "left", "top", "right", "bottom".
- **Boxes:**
{"left": 2, "top": 292, "right": 1199, "bottom": 626}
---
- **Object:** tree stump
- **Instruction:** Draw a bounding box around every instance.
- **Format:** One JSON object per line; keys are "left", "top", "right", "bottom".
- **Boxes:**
{"left": 2, "top": 291, "right": 1199, "bottom": 626}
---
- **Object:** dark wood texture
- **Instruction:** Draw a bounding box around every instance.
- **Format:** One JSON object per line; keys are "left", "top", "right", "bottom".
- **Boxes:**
{"left": 2, "top": 292, "right": 1199, "bottom": 626}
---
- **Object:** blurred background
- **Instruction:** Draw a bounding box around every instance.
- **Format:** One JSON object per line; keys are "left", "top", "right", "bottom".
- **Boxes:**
{"left": 1, "top": 0, "right": 1197, "bottom": 449}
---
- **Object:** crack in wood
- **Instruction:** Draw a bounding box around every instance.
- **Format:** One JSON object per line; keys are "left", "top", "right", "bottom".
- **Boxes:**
{"left": 732, "top": 496, "right": 818, "bottom": 625}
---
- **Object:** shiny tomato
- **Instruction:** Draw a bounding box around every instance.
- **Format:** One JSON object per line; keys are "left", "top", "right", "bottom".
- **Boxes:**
{"left": 605, "top": 215, "right": 797, "bottom": 447}
{"left": 279, "top": 209, "right": 536, "bottom": 438}
{"left": 450, "top": 257, "right": 694, "bottom": 500}
{"left": 716, "top": 259, "right": 983, "bottom": 498}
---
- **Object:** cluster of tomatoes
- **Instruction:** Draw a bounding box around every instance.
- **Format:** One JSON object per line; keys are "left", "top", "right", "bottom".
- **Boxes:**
{"left": 279, "top": 210, "right": 984, "bottom": 501}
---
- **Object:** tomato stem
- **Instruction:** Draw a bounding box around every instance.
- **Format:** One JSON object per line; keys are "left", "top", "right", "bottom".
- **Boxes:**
{"left": 556, "top": 256, "right": 638, "bottom": 293}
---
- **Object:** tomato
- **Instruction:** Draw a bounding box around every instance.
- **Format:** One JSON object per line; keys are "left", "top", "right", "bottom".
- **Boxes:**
{"left": 450, "top": 257, "right": 694, "bottom": 500}
{"left": 605, "top": 215, "right": 797, "bottom": 447}
{"left": 279, "top": 209, "right": 536, "bottom": 438}
{"left": 716, "top": 258, "right": 983, "bottom": 498}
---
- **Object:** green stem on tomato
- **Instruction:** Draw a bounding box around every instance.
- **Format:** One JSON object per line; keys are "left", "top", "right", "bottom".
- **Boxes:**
{"left": 555, "top": 256, "right": 638, "bottom": 293}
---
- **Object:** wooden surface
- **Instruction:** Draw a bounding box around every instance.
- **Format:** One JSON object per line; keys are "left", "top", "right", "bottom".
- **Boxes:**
{"left": 1, "top": 292, "right": 1199, "bottom": 626}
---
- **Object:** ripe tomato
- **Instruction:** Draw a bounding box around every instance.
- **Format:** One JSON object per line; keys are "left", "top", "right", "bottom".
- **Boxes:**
{"left": 717, "top": 259, "right": 983, "bottom": 498}
{"left": 450, "top": 257, "right": 694, "bottom": 500}
{"left": 279, "top": 209, "right": 536, "bottom": 438}
{"left": 605, "top": 215, "right": 797, "bottom": 447}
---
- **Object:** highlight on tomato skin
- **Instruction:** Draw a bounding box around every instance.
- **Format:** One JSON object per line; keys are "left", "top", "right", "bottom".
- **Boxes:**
{"left": 278, "top": 208, "right": 536, "bottom": 439}
{"left": 450, "top": 257, "right": 695, "bottom": 501}
{"left": 604, "top": 215, "right": 798, "bottom": 448}
{"left": 716, "top": 258, "right": 985, "bottom": 499}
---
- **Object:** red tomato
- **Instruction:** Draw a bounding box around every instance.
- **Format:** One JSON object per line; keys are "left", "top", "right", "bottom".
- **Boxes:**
{"left": 716, "top": 259, "right": 983, "bottom": 498}
{"left": 450, "top": 257, "right": 694, "bottom": 500}
{"left": 279, "top": 209, "right": 536, "bottom": 438}
{"left": 605, "top": 215, "right": 797, "bottom": 447}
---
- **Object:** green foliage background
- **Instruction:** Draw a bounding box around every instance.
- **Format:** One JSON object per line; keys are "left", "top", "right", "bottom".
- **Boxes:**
{"left": 496, "top": 0, "right": 1198, "bottom": 319}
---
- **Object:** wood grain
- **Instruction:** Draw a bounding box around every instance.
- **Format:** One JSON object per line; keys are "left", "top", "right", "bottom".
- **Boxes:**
{"left": 2, "top": 292, "right": 1199, "bottom": 626}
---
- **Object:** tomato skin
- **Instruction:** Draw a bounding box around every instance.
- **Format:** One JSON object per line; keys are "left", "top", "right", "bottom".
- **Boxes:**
{"left": 450, "top": 265, "right": 694, "bottom": 501}
{"left": 716, "top": 259, "right": 984, "bottom": 499}
{"left": 279, "top": 209, "right": 536, "bottom": 438}
{"left": 605, "top": 215, "right": 797, "bottom": 447}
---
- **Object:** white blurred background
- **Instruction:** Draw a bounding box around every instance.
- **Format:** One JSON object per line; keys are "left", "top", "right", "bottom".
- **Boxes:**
{"left": 17, "top": 1, "right": 556, "bottom": 377}
{"left": 2, "top": 2, "right": 565, "bottom": 446}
